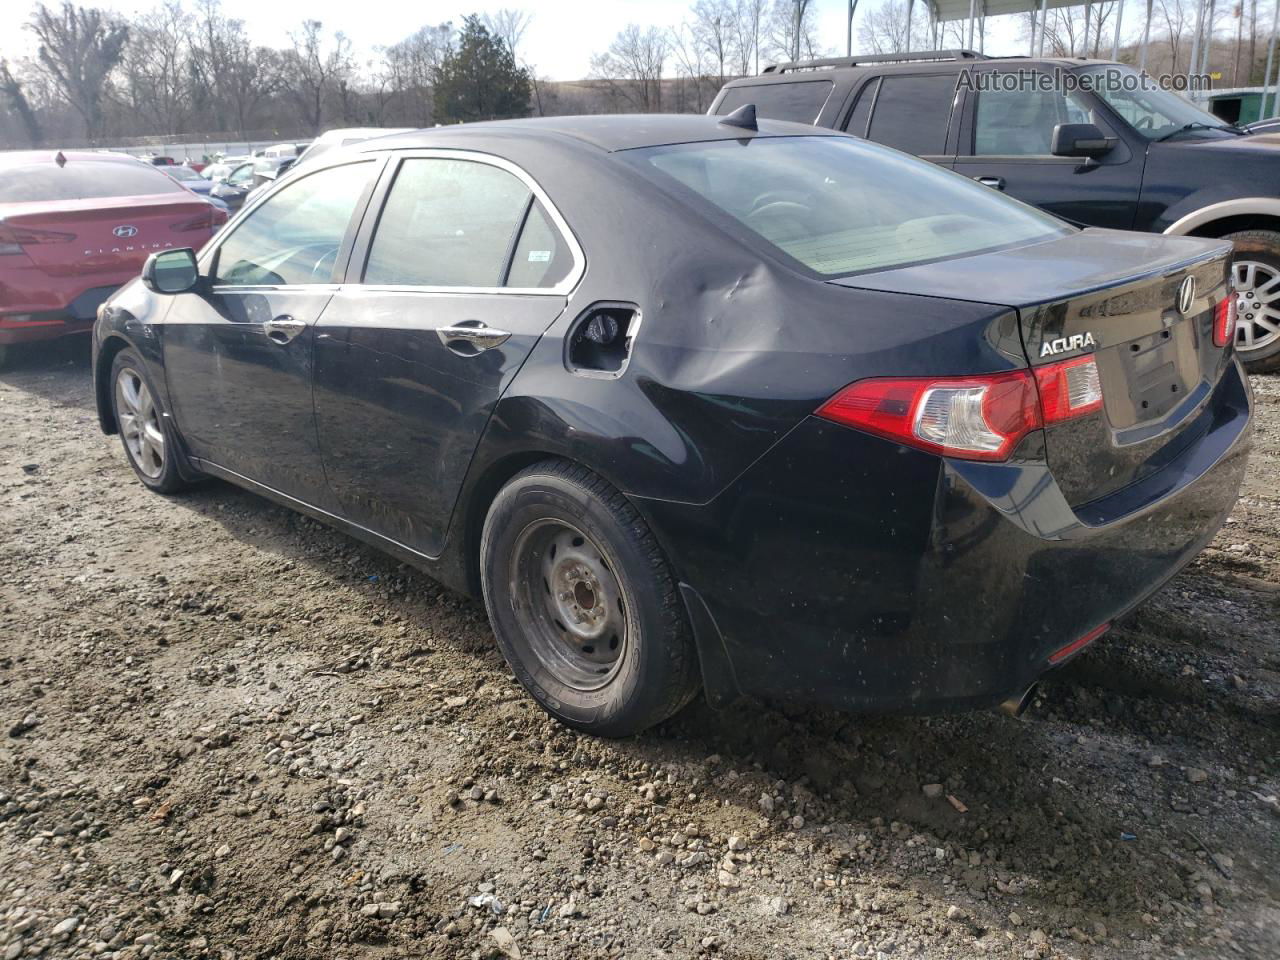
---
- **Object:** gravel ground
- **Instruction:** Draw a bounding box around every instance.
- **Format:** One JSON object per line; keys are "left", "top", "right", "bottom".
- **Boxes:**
{"left": 1, "top": 338, "right": 1277, "bottom": 960}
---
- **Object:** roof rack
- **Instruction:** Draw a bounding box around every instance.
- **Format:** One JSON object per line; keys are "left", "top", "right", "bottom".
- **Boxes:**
{"left": 761, "top": 50, "right": 988, "bottom": 74}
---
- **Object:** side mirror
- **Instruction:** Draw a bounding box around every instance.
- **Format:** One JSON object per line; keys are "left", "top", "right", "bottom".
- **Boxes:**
{"left": 142, "top": 248, "right": 199, "bottom": 295}
{"left": 1051, "top": 122, "right": 1117, "bottom": 159}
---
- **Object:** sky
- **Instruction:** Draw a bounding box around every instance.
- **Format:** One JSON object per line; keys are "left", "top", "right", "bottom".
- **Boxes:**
{"left": 0, "top": 0, "right": 1027, "bottom": 82}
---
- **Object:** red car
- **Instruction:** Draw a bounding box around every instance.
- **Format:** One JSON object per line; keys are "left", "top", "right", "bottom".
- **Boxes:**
{"left": 0, "top": 151, "right": 226, "bottom": 360}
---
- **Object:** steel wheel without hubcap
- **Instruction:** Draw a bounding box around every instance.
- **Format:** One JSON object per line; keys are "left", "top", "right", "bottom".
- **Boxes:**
{"left": 115, "top": 366, "right": 166, "bottom": 479}
{"left": 1232, "top": 259, "right": 1280, "bottom": 353}
{"left": 510, "top": 518, "right": 627, "bottom": 691}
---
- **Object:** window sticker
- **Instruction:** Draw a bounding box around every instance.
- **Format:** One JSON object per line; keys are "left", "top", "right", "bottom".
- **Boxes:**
{"left": 527, "top": 250, "right": 552, "bottom": 262}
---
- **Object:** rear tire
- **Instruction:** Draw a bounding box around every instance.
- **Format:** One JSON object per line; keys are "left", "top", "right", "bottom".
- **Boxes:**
{"left": 109, "top": 349, "right": 195, "bottom": 494}
{"left": 480, "top": 460, "right": 700, "bottom": 737}
{"left": 1225, "top": 229, "right": 1280, "bottom": 373}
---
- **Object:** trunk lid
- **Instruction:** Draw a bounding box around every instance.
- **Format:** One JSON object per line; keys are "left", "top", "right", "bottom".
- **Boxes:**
{"left": 0, "top": 193, "right": 215, "bottom": 282}
{"left": 829, "top": 229, "right": 1235, "bottom": 507}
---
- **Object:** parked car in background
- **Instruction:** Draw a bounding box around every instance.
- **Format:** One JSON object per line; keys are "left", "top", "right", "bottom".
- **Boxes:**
{"left": 164, "top": 164, "right": 216, "bottom": 197}
{"left": 294, "top": 127, "right": 413, "bottom": 169}
{"left": 261, "top": 141, "right": 308, "bottom": 159}
{"left": 143, "top": 154, "right": 177, "bottom": 166}
{"left": 207, "top": 161, "right": 257, "bottom": 211}
{"left": 201, "top": 157, "right": 251, "bottom": 183}
{"left": 0, "top": 151, "right": 225, "bottom": 364}
{"left": 712, "top": 50, "right": 1280, "bottom": 371}
{"left": 93, "top": 117, "right": 1251, "bottom": 736}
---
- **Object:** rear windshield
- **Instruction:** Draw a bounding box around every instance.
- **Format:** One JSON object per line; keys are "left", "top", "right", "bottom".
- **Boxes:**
{"left": 717, "top": 80, "right": 833, "bottom": 123}
{"left": 627, "top": 136, "right": 1070, "bottom": 277}
{"left": 0, "top": 161, "right": 185, "bottom": 203}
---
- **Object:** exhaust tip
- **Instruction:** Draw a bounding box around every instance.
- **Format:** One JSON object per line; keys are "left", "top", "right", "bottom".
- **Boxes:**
{"left": 997, "top": 683, "right": 1039, "bottom": 719}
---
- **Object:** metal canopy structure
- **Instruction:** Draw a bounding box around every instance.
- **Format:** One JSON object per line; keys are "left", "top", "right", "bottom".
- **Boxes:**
{"left": 925, "top": 0, "right": 1081, "bottom": 21}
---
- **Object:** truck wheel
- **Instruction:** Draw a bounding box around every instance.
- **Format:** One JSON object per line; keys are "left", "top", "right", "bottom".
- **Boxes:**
{"left": 480, "top": 459, "right": 701, "bottom": 737}
{"left": 1226, "top": 230, "right": 1280, "bottom": 373}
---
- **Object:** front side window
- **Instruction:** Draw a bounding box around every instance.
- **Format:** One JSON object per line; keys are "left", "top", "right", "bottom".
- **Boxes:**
{"left": 866, "top": 74, "right": 959, "bottom": 155}
{"left": 629, "top": 136, "right": 1070, "bottom": 277}
{"left": 973, "top": 87, "right": 1091, "bottom": 155}
{"left": 1075, "top": 66, "right": 1231, "bottom": 139}
{"left": 213, "top": 161, "right": 375, "bottom": 286}
{"left": 364, "top": 158, "right": 535, "bottom": 288}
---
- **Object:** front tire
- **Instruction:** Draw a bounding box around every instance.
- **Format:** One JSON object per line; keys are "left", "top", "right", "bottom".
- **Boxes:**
{"left": 481, "top": 460, "right": 700, "bottom": 737}
{"left": 110, "top": 349, "right": 193, "bottom": 494}
{"left": 1226, "top": 229, "right": 1280, "bottom": 373}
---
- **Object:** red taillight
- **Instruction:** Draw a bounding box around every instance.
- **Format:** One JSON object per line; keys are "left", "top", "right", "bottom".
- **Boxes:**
{"left": 0, "top": 221, "right": 75, "bottom": 255}
{"left": 817, "top": 370, "right": 1041, "bottom": 461}
{"left": 1033, "top": 354, "right": 1103, "bottom": 424}
{"left": 818, "top": 355, "right": 1105, "bottom": 462}
{"left": 1048, "top": 622, "right": 1110, "bottom": 665}
{"left": 1213, "top": 296, "right": 1236, "bottom": 348}
{"left": 171, "top": 207, "right": 223, "bottom": 232}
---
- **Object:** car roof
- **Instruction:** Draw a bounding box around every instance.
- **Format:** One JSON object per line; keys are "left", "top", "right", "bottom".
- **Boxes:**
{"left": 359, "top": 114, "right": 844, "bottom": 155}
{"left": 720, "top": 54, "right": 1123, "bottom": 90}
{"left": 0, "top": 150, "right": 143, "bottom": 167}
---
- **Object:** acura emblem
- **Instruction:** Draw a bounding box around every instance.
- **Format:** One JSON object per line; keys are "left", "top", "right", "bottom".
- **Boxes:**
{"left": 113, "top": 225, "right": 138, "bottom": 238}
{"left": 1177, "top": 275, "right": 1197, "bottom": 316}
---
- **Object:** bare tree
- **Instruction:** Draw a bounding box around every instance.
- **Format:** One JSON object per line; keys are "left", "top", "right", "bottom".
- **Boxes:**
{"left": 27, "top": 1, "right": 129, "bottom": 139}
{"left": 590, "top": 24, "right": 669, "bottom": 112}
{"left": 379, "top": 23, "right": 453, "bottom": 127}
{"left": 858, "top": 1, "right": 932, "bottom": 54}
{"left": 119, "top": 0, "right": 191, "bottom": 136}
{"left": 0, "top": 59, "right": 43, "bottom": 144}
{"left": 691, "top": 0, "right": 738, "bottom": 85}
{"left": 285, "top": 20, "right": 354, "bottom": 134}
{"left": 764, "top": 0, "right": 820, "bottom": 64}
{"left": 669, "top": 21, "right": 713, "bottom": 112}
{"left": 481, "top": 8, "right": 533, "bottom": 62}
{"left": 733, "top": 0, "right": 768, "bottom": 74}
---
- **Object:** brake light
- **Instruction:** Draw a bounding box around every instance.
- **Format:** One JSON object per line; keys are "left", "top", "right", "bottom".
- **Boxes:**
{"left": 0, "top": 222, "right": 75, "bottom": 256}
{"left": 1034, "top": 354, "right": 1102, "bottom": 424}
{"left": 1213, "top": 296, "right": 1236, "bottom": 348}
{"left": 171, "top": 207, "right": 224, "bottom": 232}
{"left": 816, "top": 370, "right": 1041, "bottom": 461}
{"left": 818, "top": 355, "right": 1105, "bottom": 462}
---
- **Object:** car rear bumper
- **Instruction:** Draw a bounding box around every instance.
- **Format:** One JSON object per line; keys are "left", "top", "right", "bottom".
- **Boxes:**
{"left": 636, "top": 360, "right": 1253, "bottom": 714}
{"left": 0, "top": 286, "right": 119, "bottom": 345}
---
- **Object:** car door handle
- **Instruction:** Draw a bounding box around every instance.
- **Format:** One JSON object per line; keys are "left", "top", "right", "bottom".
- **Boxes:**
{"left": 263, "top": 315, "right": 306, "bottom": 344}
{"left": 975, "top": 176, "right": 1006, "bottom": 190}
{"left": 437, "top": 323, "right": 512, "bottom": 354}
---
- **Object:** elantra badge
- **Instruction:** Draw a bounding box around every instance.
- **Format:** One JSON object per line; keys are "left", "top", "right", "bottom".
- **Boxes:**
{"left": 1177, "top": 275, "right": 1197, "bottom": 316}
{"left": 113, "top": 225, "right": 138, "bottom": 238}
{"left": 1040, "top": 331, "right": 1097, "bottom": 358}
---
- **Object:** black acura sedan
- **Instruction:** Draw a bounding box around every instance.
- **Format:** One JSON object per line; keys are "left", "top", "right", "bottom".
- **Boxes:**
{"left": 93, "top": 115, "right": 1253, "bottom": 736}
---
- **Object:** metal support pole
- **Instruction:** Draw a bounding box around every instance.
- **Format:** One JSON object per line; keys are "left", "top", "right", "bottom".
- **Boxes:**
{"left": 1111, "top": 0, "right": 1124, "bottom": 59}
{"left": 1030, "top": 9, "right": 1038, "bottom": 56}
{"left": 1037, "top": 0, "right": 1049, "bottom": 55}
{"left": 967, "top": 0, "right": 976, "bottom": 48}
{"left": 1139, "top": 0, "right": 1153, "bottom": 70}
{"left": 1262, "top": 0, "right": 1280, "bottom": 117}
{"left": 848, "top": 0, "right": 853, "bottom": 56}
{"left": 1201, "top": 0, "right": 1217, "bottom": 77}
{"left": 1190, "top": 0, "right": 1205, "bottom": 81}
{"left": 1084, "top": 2, "right": 1092, "bottom": 57}
{"left": 906, "top": 0, "right": 914, "bottom": 53}
{"left": 794, "top": 0, "right": 802, "bottom": 60}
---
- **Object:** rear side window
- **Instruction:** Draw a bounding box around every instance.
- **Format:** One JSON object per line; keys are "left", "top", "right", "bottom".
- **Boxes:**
{"left": 717, "top": 80, "right": 833, "bottom": 123}
{"left": 506, "top": 201, "right": 574, "bottom": 288}
{"left": 630, "top": 136, "right": 1069, "bottom": 277}
{"left": 866, "top": 74, "right": 959, "bottom": 155}
{"left": 842, "top": 78, "right": 880, "bottom": 136}
{"left": 0, "top": 161, "right": 184, "bottom": 202}
{"left": 364, "top": 158, "right": 533, "bottom": 288}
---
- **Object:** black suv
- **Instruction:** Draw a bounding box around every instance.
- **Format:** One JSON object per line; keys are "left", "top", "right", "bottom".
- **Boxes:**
{"left": 712, "top": 49, "right": 1280, "bottom": 371}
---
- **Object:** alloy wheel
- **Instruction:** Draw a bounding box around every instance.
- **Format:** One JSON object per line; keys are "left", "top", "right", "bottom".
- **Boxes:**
{"left": 115, "top": 367, "right": 166, "bottom": 479}
{"left": 510, "top": 519, "right": 628, "bottom": 691}
{"left": 1232, "top": 259, "right": 1280, "bottom": 352}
